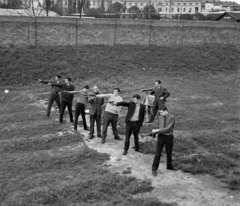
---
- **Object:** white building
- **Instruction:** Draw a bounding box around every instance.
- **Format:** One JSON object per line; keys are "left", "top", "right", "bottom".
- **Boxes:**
{"left": 157, "top": 0, "right": 203, "bottom": 16}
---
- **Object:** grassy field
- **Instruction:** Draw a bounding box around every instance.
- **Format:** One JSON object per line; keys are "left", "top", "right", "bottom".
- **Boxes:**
{"left": 0, "top": 44, "right": 240, "bottom": 205}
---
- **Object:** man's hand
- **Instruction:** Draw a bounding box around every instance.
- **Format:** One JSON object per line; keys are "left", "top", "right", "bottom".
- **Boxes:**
{"left": 38, "top": 79, "right": 41, "bottom": 82}
{"left": 63, "top": 90, "right": 68, "bottom": 93}
{"left": 152, "top": 129, "right": 159, "bottom": 134}
{"left": 48, "top": 82, "right": 52, "bottom": 85}
{"left": 160, "top": 97, "right": 164, "bottom": 100}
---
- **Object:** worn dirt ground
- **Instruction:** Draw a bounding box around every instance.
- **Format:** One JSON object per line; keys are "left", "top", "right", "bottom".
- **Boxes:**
{"left": 70, "top": 115, "right": 240, "bottom": 206}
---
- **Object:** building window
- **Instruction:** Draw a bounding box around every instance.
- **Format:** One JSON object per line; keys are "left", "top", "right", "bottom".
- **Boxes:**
{"left": 184, "top": 3, "right": 186, "bottom": 5}
{"left": 166, "top": 8, "right": 168, "bottom": 11}
{"left": 177, "top": 8, "right": 180, "bottom": 12}
{"left": 93, "top": 1, "right": 95, "bottom": 5}
{"left": 129, "top": 3, "right": 131, "bottom": 5}
{"left": 190, "top": 3, "right": 192, "bottom": 5}
{"left": 172, "top": 3, "right": 174, "bottom": 5}
{"left": 166, "top": 3, "right": 168, "bottom": 5}
{"left": 189, "top": 8, "right": 192, "bottom": 12}
{"left": 141, "top": 3, "right": 143, "bottom": 5}
{"left": 183, "top": 8, "right": 186, "bottom": 12}
{"left": 178, "top": 3, "right": 180, "bottom": 5}
{"left": 135, "top": 3, "right": 137, "bottom": 5}
{"left": 172, "top": 8, "right": 174, "bottom": 12}
{"left": 158, "top": 8, "right": 161, "bottom": 12}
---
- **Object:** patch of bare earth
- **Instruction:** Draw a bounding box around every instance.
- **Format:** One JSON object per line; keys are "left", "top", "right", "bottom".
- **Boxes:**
{"left": 72, "top": 115, "right": 240, "bottom": 206}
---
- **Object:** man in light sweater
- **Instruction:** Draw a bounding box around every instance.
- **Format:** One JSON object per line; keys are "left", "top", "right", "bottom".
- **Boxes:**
{"left": 95, "top": 88, "right": 123, "bottom": 144}
{"left": 64, "top": 85, "right": 90, "bottom": 131}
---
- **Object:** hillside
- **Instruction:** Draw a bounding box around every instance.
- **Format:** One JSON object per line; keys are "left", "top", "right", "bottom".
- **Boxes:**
{"left": 0, "top": 44, "right": 239, "bottom": 86}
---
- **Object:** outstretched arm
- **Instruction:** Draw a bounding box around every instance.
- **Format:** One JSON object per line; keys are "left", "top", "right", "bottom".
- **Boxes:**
{"left": 38, "top": 79, "right": 52, "bottom": 84}
{"left": 116, "top": 101, "right": 130, "bottom": 107}
{"left": 95, "top": 94, "right": 112, "bottom": 98}
{"left": 141, "top": 88, "right": 153, "bottom": 92}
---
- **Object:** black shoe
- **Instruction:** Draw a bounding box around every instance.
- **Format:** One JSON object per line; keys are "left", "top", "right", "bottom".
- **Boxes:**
{"left": 115, "top": 136, "right": 123, "bottom": 140}
{"left": 101, "top": 139, "right": 105, "bottom": 144}
{"left": 84, "top": 127, "right": 89, "bottom": 131}
{"left": 135, "top": 148, "right": 143, "bottom": 153}
{"left": 89, "top": 135, "right": 94, "bottom": 139}
{"left": 152, "top": 170, "right": 157, "bottom": 176}
{"left": 123, "top": 150, "right": 127, "bottom": 155}
{"left": 167, "top": 167, "right": 178, "bottom": 171}
{"left": 98, "top": 134, "right": 102, "bottom": 138}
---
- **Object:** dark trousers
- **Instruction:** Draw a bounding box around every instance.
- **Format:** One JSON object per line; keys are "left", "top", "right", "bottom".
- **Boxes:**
{"left": 47, "top": 94, "right": 61, "bottom": 117}
{"left": 152, "top": 134, "right": 174, "bottom": 171}
{"left": 89, "top": 111, "right": 101, "bottom": 136}
{"left": 102, "top": 111, "right": 118, "bottom": 140}
{"left": 59, "top": 100, "right": 73, "bottom": 123}
{"left": 124, "top": 121, "right": 140, "bottom": 151}
{"left": 150, "top": 100, "right": 166, "bottom": 122}
{"left": 74, "top": 102, "right": 87, "bottom": 130}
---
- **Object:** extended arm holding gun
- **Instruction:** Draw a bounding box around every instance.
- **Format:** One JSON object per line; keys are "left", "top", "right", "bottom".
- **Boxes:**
{"left": 140, "top": 88, "right": 153, "bottom": 92}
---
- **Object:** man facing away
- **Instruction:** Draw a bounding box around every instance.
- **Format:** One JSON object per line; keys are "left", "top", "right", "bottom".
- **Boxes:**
{"left": 95, "top": 88, "right": 123, "bottom": 144}
{"left": 151, "top": 107, "right": 177, "bottom": 176}
{"left": 64, "top": 85, "right": 90, "bottom": 131}
{"left": 88, "top": 85, "right": 104, "bottom": 139}
{"left": 115, "top": 94, "right": 145, "bottom": 155}
{"left": 38, "top": 75, "right": 62, "bottom": 118}
{"left": 141, "top": 80, "right": 170, "bottom": 123}
{"left": 50, "top": 77, "right": 75, "bottom": 123}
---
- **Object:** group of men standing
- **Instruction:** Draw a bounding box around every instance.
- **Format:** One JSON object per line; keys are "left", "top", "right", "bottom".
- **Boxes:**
{"left": 38, "top": 76, "right": 177, "bottom": 176}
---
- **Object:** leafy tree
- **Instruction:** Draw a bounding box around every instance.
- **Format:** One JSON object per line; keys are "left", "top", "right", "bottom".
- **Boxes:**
{"left": 128, "top": 6, "right": 140, "bottom": 19}
{"left": 84, "top": 7, "right": 105, "bottom": 17}
{"left": 142, "top": 4, "right": 157, "bottom": 19}
{"left": 107, "top": 1, "right": 124, "bottom": 14}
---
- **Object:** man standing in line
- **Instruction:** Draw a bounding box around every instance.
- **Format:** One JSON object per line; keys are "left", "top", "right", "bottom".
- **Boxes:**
{"left": 141, "top": 80, "right": 170, "bottom": 123}
{"left": 88, "top": 85, "right": 104, "bottom": 139}
{"left": 95, "top": 88, "right": 123, "bottom": 144}
{"left": 115, "top": 94, "right": 145, "bottom": 155}
{"left": 151, "top": 107, "right": 177, "bottom": 176}
{"left": 38, "top": 75, "right": 62, "bottom": 118}
{"left": 64, "top": 85, "right": 90, "bottom": 131}
{"left": 50, "top": 77, "right": 75, "bottom": 123}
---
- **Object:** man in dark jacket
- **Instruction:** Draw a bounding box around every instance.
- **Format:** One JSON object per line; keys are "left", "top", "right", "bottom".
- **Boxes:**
{"left": 115, "top": 94, "right": 145, "bottom": 155}
{"left": 38, "top": 75, "right": 62, "bottom": 118}
{"left": 141, "top": 80, "right": 170, "bottom": 123}
{"left": 88, "top": 85, "right": 104, "bottom": 139}
{"left": 50, "top": 77, "right": 75, "bottom": 123}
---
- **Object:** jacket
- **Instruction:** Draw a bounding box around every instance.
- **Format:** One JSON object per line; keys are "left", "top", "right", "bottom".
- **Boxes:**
{"left": 88, "top": 94, "right": 104, "bottom": 115}
{"left": 40, "top": 80, "right": 61, "bottom": 95}
{"left": 116, "top": 101, "right": 145, "bottom": 127}
{"left": 51, "top": 83, "right": 75, "bottom": 102}
{"left": 150, "top": 86, "right": 170, "bottom": 105}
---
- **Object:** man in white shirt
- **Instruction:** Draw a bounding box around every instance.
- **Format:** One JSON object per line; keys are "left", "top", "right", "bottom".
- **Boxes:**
{"left": 95, "top": 88, "right": 123, "bottom": 144}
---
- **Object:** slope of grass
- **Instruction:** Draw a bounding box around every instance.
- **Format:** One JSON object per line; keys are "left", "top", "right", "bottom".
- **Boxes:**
{"left": 0, "top": 89, "right": 172, "bottom": 206}
{"left": 0, "top": 44, "right": 239, "bottom": 86}
{"left": 0, "top": 44, "right": 240, "bottom": 202}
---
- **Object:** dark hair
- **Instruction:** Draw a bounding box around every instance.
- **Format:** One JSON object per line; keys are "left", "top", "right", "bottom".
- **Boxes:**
{"left": 133, "top": 94, "right": 141, "bottom": 100}
{"left": 159, "top": 107, "right": 168, "bottom": 111}
{"left": 155, "top": 80, "right": 161, "bottom": 84}
{"left": 55, "top": 75, "right": 61, "bottom": 79}
{"left": 113, "top": 87, "right": 120, "bottom": 92}
{"left": 83, "top": 85, "right": 89, "bottom": 89}
{"left": 65, "top": 77, "right": 71, "bottom": 82}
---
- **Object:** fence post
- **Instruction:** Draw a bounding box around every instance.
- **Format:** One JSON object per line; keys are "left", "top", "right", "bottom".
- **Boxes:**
{"left": 114, "top": 18, "right": 117, "bottom": 46}
{"left": 34, "top": 17, "right": 37, "bottom": 46}
{"left": 76, "top": 18, "right": 78, "bottom": 46}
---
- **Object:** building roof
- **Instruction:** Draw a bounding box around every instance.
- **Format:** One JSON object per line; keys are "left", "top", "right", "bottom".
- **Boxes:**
{"left": 220, "top": 1, "right": 239, "bottom": 7}
{"left": 215, "top": 11, "right": 240, "bottom": 20}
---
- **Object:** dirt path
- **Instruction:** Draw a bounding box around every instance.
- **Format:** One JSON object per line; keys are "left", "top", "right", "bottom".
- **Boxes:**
{"left": 76, "top": 121, "right": 240, "bottom": 206}
{"left": 31, "top": 95, "right": 239, "bottom": 206}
